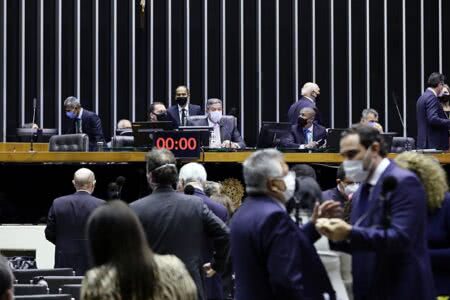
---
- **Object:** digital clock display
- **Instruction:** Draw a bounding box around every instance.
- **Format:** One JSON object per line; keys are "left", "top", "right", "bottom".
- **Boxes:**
{"left": 152, "top": 131, "right": 201, "bottom": 158}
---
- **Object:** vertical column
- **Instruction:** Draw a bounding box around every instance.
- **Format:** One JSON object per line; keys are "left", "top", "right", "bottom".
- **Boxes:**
{"left": 167, "top": 0, "right": 172, "bottom": 106}
{"left": 275, "top": 0, "right": 279, "bottom": 122}
{"left": 75, "top": 0, "right": 80, "bottom": 99}
{"left": 312, "top": 0, "right": 316, "bottom": 82}
{"left": 420, "top": 0, "right": 424, "bottom": 91}
{"left": 149, "top": 0, "right": 154, "bottom": 104}
{"left": 438, "top": 0, "right": 442, "bottom": 73}
{"left": 112, "top": 0, "right": 117, "bottom": 129}
{"left": 130, "top": 0, "right": 136, "bottom": 121}
{"left": 221, "top": 0, "right": 226, "bottom": 112}
{"left": 203, "top": 0, "right": 208, "bottom": 106}
{"left": 402, "top": 0, "right": 407, "bottom": 137}
{"left": 257, "top": 0, "right": 262, "bottom": 130}
{"left": 38, "top": 0, "right": 44, "bottom": 126}
{"left": 93, "top": 0, "right": 99, "bottom": 113}
{"left": 384, "top": 0, "right": 388, "bottom": 131}
{"left": 347, "top": 0, "right": 352, "bottom": 126}
{"left": 293, "top": 0, "right": 298, "bottom": 103}
{"left": 2, "top": 0, "right": 6, "bottom": 141}
{"left": 330, "top": 0, "right": 334, "bottom": 128}
{"left": 56, "top": 0, "right": 62, "bottom": 134}
{"left": 239, "top": 0, "right": 244, "bottom": 137}
{"left": 186, "top": 0, "right": 190, "bottom": 88}
{"left": 366, "top": 0, "right": 370, "bottom": 108}
{"left": 20, "top": 0, "right": 25, "bottom": 126}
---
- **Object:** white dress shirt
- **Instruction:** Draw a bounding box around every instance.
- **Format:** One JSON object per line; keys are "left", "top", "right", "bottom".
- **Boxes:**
{"left": 208, "top": 118, "right": 222, "bottom": 148}
{"left": 178, "top": 104, "right": 190, "bottom": 125}
{"left": 368, "top": 158, "right": 391, "bottom": 186}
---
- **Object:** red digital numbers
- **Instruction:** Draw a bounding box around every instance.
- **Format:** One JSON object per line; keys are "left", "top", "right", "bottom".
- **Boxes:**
{"left": 155, "top": 137, "right": 197, "bottom": 151}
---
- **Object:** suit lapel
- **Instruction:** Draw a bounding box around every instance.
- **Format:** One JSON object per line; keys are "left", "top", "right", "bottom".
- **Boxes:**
{"left": 219, "top": 120, "right": 225, "bottom": 141}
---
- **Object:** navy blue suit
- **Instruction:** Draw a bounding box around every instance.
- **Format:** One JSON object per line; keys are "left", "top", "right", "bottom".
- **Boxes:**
{"left": 427, "top": 192, "right": 450, "bottom": 296}
{"left": 231, "top": 195, "right": 335, "bottom": 300}
{"left": 287, "top": 97, "right": 322, "bottom": 125}
{"left": 416, "top": 89, "right": 450, "bottom": 150}
{"left": 66, "top": 109, "right": 105, "bottom": 151}
{"left": 167, "top": 103, "right": 203, "bottom": 127}
{"left": 333, "top": 161, "right": 434, "bottom": 299}
{"left": 45, "top": 191, "right": 105, "bottom": 275}
{"left": 322, "top": 187, "right": 346, "bottom": 205}
{"left": 187, "top": 116, "right": 246, "bottom": 148}
{"left": 193, "top": 189, "right": 228, "bottom": 300}
{"left": 280, "top": 124, "right": 327, "bottom": 148}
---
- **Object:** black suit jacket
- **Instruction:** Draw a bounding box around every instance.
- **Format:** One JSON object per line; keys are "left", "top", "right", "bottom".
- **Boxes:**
{"left": 187, "top": 115, "right": 246, "bottom": 148}
{"left": 66, "top": 109, "right": 105, "bottom": 150}
{"left": 167, "top": 104, "right": 203, "bottom": 127}
{"left": 130, "top": 186, "right": 230, "bottom": 300}
{"left": 280, "top": 124, "right": 327, "bottom": 148}
{"left": 45, "top": 191, "right": 105, "bottom": 275}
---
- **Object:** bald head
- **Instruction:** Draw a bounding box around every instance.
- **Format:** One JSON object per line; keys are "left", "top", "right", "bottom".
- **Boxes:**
{"left": 298, "top": 107, "right": 316, "bottom": 128}
{"left": 301, "top": 82, "right": 320, "bottom": 99}
{"left": 117, "top": 119, "right": 132, "bottom": 129}
{"left": 72, "top": 168, "right": 96, "bottom": 193}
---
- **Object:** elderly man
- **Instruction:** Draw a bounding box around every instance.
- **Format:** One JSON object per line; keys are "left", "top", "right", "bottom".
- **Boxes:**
{"left": 288, "top": 82, "right": 323, "bottom": 125}
{"left": 148, "top": 102, "right": 168, "bottom": 122}
{"left": 167, "top": 86, "right": 203, "bottom": 126}
{"left": 316, "top": 125, "right": 434, "bottom": 299}
{"left": 187, "top": 98, "right": 246, "bottom": 149}
{"left": 130, "top": 149, "right": 229, "bottom": 300}
{"left": 231, "top": 149, "right": 336, "bottom": 300}
{"left": 45, "top": 168, "right": 105, "bottom": 275}
{"left": 64, "top": 96, "right": 104, "bottom": 150}
{"left": 281, "top": 107, "right": 327, "bottom": 149}
{"left": 0, "top": 255, "right": 13, "bottom": 300}
{"left": 417, "top": 72, "right": 450, "bottom": 150}
{"left": 179, "top": 162, "right": 228, "bottom": 300}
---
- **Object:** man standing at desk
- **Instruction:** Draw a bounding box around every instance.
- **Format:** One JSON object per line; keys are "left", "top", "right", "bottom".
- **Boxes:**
{"left": 64, "top": 96, "right": 104, "bottom": 151}
{"left": 167, "top": 86, "right": 203, "bottom": 126}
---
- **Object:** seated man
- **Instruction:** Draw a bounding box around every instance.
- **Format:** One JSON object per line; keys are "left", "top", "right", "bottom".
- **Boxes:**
{"left": 148, "top": 102, "right": 168, "bottom": 122}
{"left": 360, "top": 108, "right": 383, "bottom": 133}
{"left": 281, "top": 107, "right": 326, "bottom": 149}
{"left": 117, "top": 119, "right": 131, "bottom": 130}
{"left": 64, "top": 96, "right": 105, "bottom": 150}
{"left": 187, "top": 98, "right": 246, "bottom": 149}
{"left": 167, "top": 86, "right": 203, "bottom": 126}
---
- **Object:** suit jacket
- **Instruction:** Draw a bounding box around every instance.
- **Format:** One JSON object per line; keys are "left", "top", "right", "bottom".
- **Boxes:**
{"left": 332, "top": 161, "right": 435, "bottom": 299}
{"left": 322, "top": 187, "right": 347, "bottom": 205}
{"left": 167, "top": 104, "right": 203, "bottom": 127}
{"left": 287, "top": 97, "right": 322, "bottom": 125}
{"left": 231, "top": 195, "right": 335, "bottom": 300}
{"left": 66, "top": 109, "right": 105, "bottom": 151}
{"left": 280, "top": 124, "right": 327, "bottom": 148}
{"left": 416, "top": 89, "right": 450, "bottom": 150}
{"left": 427, "top": 192, "right": 450, "bottom": 296}
{"left": 45, "top": 191, "right": 105, "bottom": 275}
{"left": 187, "top": 116, "right": 246, "bottom": 148}
{"left": 193, "top": 188, "right": 228, "bottom": 300}
{"left": 130, "top": 186, "right": 230, "bottom": 300}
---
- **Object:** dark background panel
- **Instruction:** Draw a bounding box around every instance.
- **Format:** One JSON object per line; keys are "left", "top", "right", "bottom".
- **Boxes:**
{"left": 189, "top": 0, "right": 205, "bottom": 107}
{"left": 171, "top": 0, "right": 186, "bottom": 93}
{"left": 80, "top": 0, "right": 93, "bottom": 111}
{"left": 444, "top": 0, "right": 450, "bottom": 82}
{"left": 116, "top": 0, "right": 130, "bottom": 122}
{"left": 24, "top": 0, "right": 38, "bottom": 124}
{"left": 423, "top": 0, "right": 439, "bottom": 77}
{"left": 43, "top": 0, "right": 56, "bottom": 128}
{"left": 298, "top": 0, "right": 312, "bottom": 87}
{"left": 207, "top": 0, "right": 221, "bottom": 100}
{"left": 154, "top": 0, "right": 168, "bottom": 104}
{"left": 278, "top": 0, "right": 293, "bottom": 123}
{"left": 225, "top": 0, "right": 240, "bottom": 119}
{"left": 135, "top": 0, "right": 148, "bottom": 120}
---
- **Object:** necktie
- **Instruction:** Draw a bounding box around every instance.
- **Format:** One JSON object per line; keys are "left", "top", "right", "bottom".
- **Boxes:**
{"left": 181, "top": 109, "right": 187, "bottom": 126}
{"left": 303, "top": 129, "right": 309, "bottom": 143}
{"left": 75, "top": 119, "right": 81, "bottom": 133}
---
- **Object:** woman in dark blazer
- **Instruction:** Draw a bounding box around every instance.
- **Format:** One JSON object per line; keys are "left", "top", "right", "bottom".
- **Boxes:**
{"left": 395, "top": 152, "right": 450, "bottom": 298}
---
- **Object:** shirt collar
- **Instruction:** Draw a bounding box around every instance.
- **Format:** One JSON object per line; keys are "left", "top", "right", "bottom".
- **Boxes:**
{"left": 270, "top": 196, "right": 287, "bottom": 211}
{"left": 304, "top": 96, "right": 315, "bottom": 103}
{"left": 303, "top": 124, "right": 313, "bottom": 132}
{"left": 368, "top": 158, "right": 391, "bottom": 186}
{"left": 178, "top": 104, "right": 189, "bottom": 112}
{"left": 427, "top": 87, "right": 438, "bottom": 97}
{"left": 77, "top": 108, "right": 84, "bottom": 120}
{"left": 208, "top": 118, "right": 220, "bottom": 127}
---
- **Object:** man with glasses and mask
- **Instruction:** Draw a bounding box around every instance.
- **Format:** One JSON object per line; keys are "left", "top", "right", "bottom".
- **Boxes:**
{"left": 231, "top": 149, "right": 336, "bottom": 300}
{"left": 167, "top": 85, "right": 203, "bottom": 127}
{"left": 417, "top": 72, "right": 450, "bottom": 150}
{"left": 281, "top": 107, "right": 326, "bottom": 149}
{"left": 316, "top": 125, "right": 434, "bottom": 300}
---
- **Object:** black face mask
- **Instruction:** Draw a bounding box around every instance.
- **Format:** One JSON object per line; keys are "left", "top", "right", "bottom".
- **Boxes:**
{"left": 439, "top": 95, "right": 450, "bottom": 103}
{"left": 298, "top": 117, "right": 308, "bottom": 127}
{"left": 156, "top": 112, "right": 168, "bottom": 121}
{"left": 176, "top": 97, "right": 188, "bottom": 107}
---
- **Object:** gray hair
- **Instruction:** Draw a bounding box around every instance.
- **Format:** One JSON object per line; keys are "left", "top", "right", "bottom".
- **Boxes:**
{"left": 361, "top": 108, "right": 379, "bottom": 120}
{"left": 206, "top": 98, "right": 222, "bottom": 109}
{"left": 179, "top": 162, "right": 207, "bottom": 185}
{"left": 64, "top": 96, "right": 81, "bottom": 109}
{"left": 146, "top": 148, "right": 178, "bottom": 186}
{"left": 243, "top": 149, "right": 284, "bottom": 194}
{"left": 73, "top": 168, "right": 96, "bottom": 190}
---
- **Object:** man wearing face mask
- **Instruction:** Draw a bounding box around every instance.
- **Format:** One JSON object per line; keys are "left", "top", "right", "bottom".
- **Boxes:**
{"left": 45, "top": 168, "right": 105, "bottom": 275}
{"left": 288, "top": 82, "right": 323, "bottom": 125}
{"left": 316, "top": 125, "right": 434, "bottom": 300}
{"left": 64, "top": 96, "right": 105, "bottom": 151}
{"left": 417, "top": 72, "right": 450, "bottom": 150}
{"left": 438, "top": 83, "right": 450, "bottom": 118}
{"left": 187, "top": 98, "right": 246, "bottom": 149}
{"left": 323, "top": 164, "right": 359, "bottom": 205}
{"left": 148, "top": 102, "right": 168, "bottom": 122}
{"left": 231, "top": 149, "right": 336, "bottom": 300}
{"left": 281, "top": 107, "right": 327, "bottom": 149}
{"left": 167, "top": 85, "right": 203, "bottom": 127}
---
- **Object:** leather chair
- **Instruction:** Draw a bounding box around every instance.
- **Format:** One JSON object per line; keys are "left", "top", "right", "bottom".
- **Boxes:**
{"left": 111, "top": 135, "right": 134, "bottom": 148}
{"left": 391, "top": 137, "right": 416, "bottom": 153}
{"left": 48, "top": 134, "right": 89, "bottom": 152}
{"left": 13, "top": 268, "right": 74, "bottom": 284}
{"left": 13, "top": 284, "right": 48, "bottom": 295}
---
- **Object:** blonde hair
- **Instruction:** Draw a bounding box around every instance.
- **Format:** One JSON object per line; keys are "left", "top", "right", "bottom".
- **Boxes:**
{"left": 395, "top": 152, "right": 448, "bottom": 211}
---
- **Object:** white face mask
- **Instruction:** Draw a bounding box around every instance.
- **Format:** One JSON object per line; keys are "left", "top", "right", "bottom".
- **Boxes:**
{"left": 343, "top": 160, "right": 369, "bottom": 183}
{"left": 281, "top": 171, "right": 296, "bottom": 202}
{"left": 344, "top": 183, "right": 360, "bottom": 196}
{"left": 209, "top": 111, "right": 223, "bottom": 124}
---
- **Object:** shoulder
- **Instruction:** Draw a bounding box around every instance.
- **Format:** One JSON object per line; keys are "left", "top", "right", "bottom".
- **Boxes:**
{"left": 291, "top": 125, "right": 299, "bottom": 131}
{"left": 316, "top": 124, "right": 326, "bottom": 131}
{"left": 82, "top": 265, "right": 120, "bottom": 300}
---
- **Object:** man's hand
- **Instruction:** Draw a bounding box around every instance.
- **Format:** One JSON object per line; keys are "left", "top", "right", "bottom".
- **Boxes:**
{"left": 315, "top": 218, "right": 352, "bottom": 241}
{"left": 221, "top": 140, "right": 239, "bottom": 149}
{"left": 311, "top": 200, "right": 343, "bottom": 224}
{"left": 305, "top": 141, "right": 318, "bottom": 149}
{"left": 202, "top": 262, "right": 217, "bottom": 278}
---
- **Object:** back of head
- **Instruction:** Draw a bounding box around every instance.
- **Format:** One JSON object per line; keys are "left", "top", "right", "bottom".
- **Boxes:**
{"left": 87, "top": 200, "right": 157, "bottom": 300}
{"left": 395, "top": 152, "right": 448, "bottom": 211}
{"left": 73, "top": 168, "right": 96, "bottom": 191}
{"left": 361, "top": 108, "right": 379, "bottom": 122}
{"left": 117, "top": 119, "right": 132, "bottom": 129}
{"left": 293, "top": 176, "right": 323, "bottom": 210}
{"left": 179, "top": 163, "right": 207, "bottom": 187}
{"left": 146, "top": 149, "right": 178, "bottom": 187}
{"left": 0, "top": 255, "right": 13, "bottom": 300}
{"left": 301, "top": 82, "right": 319, "bottom": 97}
{"left": 204, "top": 181, "right": 222, "bottom": 197}
{"left": 343, "top": 124, "right": 388, "bottom": 157}
{"left": 210, "top": 193, "right": 233, "bottom": 216}
{"left": 291, "top": 164, "right": 317, "bottom": 180}
{"left": 243, "top": 149, "right": 284, "bottom": 194}
{"left": 427, "top": 72, "right": 446, "bottom": 88}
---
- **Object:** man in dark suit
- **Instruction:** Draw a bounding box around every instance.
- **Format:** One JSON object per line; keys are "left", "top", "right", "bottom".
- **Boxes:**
{"left": 416, "top": 72, "right": 450, "bottom": 150}
{"left": 130, "top": 149, "right": 230, "bottom": 300}
{"left": 64, "top": 96, "right": 105, "bottom": 151}
{"left": 167, "top": 86, "right": 203, "bottom": 126}
{"left": 281, "top": 107, "right": 327, "bottom": 149}
{"left": 316, "top": 125, "right": 435, "bottom": 299}
{"left": 322, "top": 164, "right": 359, "bottom": 205}
{"left": 288, "top": 82, "right": 323, "bottom": 125}
{"left": 187, "top": 98, "right": 246, "bottom": 149}
{"left": 231, "top": 149, "right": 335, "bottom": 300}
{"left": 45, "top": 168, "right": 105, "bottom": 275}
{"left": 179, "top": 162, "right": 228, "bottom": 300}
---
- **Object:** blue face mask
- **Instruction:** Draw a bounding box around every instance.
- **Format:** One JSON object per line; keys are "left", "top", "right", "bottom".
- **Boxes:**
{"left": 66, "top": 111, "right": 77, "bottom": 119}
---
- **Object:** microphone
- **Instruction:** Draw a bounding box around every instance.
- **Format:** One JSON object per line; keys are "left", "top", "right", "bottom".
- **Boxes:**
{"left": 30, "top": 98, "right": 38, "bottom": 152}
{"left": 115, "top": 176, "right": 126, "bottom": 200}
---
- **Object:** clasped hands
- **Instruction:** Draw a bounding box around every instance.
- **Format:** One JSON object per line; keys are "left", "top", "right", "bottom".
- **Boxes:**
{"left": 221, "top": 140, "right": 239, "bottom": 149}
{"left": 311, "top": 200, "right": 352, "bottom": 242}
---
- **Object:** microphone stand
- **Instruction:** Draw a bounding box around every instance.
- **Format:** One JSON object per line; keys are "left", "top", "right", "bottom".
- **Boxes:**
{"left": 392, "top": 93, "right": 409, "bottom": 150}
{"left": 30, "top": 98, "right": 37, "bottom": 152}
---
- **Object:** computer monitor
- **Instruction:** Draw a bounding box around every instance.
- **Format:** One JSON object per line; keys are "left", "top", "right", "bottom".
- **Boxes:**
{"left": 381, "top": 132, "right": 397, "bottom": 153}
{"left": 178, "top": 126, "right": 212, "bottom": 148}
{"left": 132, "top": 121, "right": 174, "bottom": 148}
{"left": 325, "top": 128, "right": 347, "bottom": 152}
{"left": 256, "top": 122, "right": 292, "bottom": 149}
{"left": 16, "top": 128, "right": 58, "bottom": 143}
